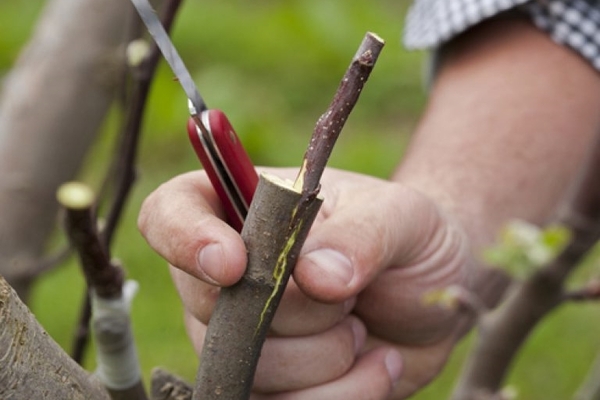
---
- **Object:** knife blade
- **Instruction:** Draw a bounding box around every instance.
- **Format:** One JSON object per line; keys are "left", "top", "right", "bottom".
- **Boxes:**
{"left": 131, "top": 0, "right": 206, "bottom": 114}
{"left": 130, "top": 0, "right": 258, "bottom": 231}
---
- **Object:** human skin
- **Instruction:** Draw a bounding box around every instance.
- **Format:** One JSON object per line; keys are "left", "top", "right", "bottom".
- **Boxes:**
{"left": 138, "top": 16, "right": 600, "bottom": 400}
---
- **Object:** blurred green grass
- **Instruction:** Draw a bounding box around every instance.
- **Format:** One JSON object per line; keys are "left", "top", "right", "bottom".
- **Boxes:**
{"left": 2, "top": 1, "right": 600, "bottom": 399}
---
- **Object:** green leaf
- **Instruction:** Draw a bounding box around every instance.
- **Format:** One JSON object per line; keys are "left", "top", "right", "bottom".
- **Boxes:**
{"left": 482, "top": 220, "right": 572, "bottom": 279}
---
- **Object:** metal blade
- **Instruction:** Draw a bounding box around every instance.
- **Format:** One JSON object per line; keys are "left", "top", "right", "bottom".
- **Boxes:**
{"left": 130, "top": 0, "right": 207, "bottom": 113}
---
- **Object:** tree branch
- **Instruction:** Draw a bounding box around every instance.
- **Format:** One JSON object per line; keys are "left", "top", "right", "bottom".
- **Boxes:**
{"left": 0, "top": 0, "right": 131, "bottom": 301}
{"left": 0, "top": 275, "right": 110, "bottom": 399}
{"left": 102, "top": 0, "right": 181, "bottom": 247}
{"left": 59, "top": 183, "right": 124, "bottom": 298}
{"left": 451, "top": 133, "right": 600, "bottom": 399}
{"left": 562, "top": 280, "right": 600, "bottom": 302}
{"left": 58, "top": 182, "right": 147, "bottom": 400}
{"left": 71, "top": 0, "right": 181, "bottom": 366}
{"left": 194, "top": 32, "right": 384, "bottom": 400}
{"left": 294, "top": 32, "right": 385, "bottom": 194}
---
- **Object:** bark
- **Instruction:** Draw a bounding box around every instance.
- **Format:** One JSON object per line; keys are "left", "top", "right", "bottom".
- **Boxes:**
{"left": 58, "top": 182, "right": 147, "bottom": 399}
{"left": 0, "top": 275, "right": 110, "bottom": 399}
{"left": 451, "top": 132, "right": 600, "bottom": 399}
{"left": 295, "top": 32, "right": 385, "bottom": 193}
{"left": 151, "top": 368, "right": 193, "bottom": 400}
{"left": 194, "top": 174, "right": 322, "bottom": 399}
{"left": 0, "top": 0, "right": 132, "bottom": 300}
{"left": 59, "top": 182, "right": 124, "bottom": 299}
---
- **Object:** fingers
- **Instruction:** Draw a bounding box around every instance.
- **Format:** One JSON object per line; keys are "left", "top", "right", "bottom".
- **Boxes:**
{"left": 251, "top": 347, "right": 402, "bottom": 400}
{"left": 185, "top": 313, "right": 368, "bottom": 393}
{"left": 367, "top": 335, "right": 456, "bottom": 400}
{"left": 270, "top": 279, "right": 356, "bottom": 336}
{"left": 294, "top": 171, "right": 446, "bottom": 303}
{"left": 138, "top": 171, "right": 247, "bottom": 286}
{"left": 354, "top": 219, "right": 468, "bottom": 345}
{"left": 172, "top": 264, "right": 354, "bottom": 336}
{"left": 170, "top": 265, "right": 220, "bottom": 324}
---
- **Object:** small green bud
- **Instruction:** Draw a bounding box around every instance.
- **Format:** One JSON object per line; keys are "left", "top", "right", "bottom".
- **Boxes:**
{"left": 483, "top": 219, "right": 571, "bottom": 279}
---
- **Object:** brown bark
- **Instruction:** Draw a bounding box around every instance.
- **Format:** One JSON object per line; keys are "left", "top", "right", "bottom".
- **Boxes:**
{"left": 0, "top": 275, "right": 110, "bottom": 399}
{"left": 151, "top": 368, "right": 193, "bottom": 400}
{"left": 0, "top": 0, "right": 132, "bottom": 300}
{"left": 58, "top": 182, "right": 147, "bottom": 399}
{"left": 59, "top": 183, "right": 124, "bottom": 299}
{"left": 295, "top": 32, "right": 385, "bottom": 193}
{"left": 194, "top": 174, "right": 322, "bottom": 399}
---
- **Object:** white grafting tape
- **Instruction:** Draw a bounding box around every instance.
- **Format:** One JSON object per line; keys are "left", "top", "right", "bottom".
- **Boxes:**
{"left": 92, "top": 280, "right": 142, "bottom": 390}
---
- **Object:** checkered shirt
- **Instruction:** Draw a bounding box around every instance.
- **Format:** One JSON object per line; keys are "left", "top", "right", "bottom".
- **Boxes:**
{"left": 404, "top": 0, "right": 600, "bottom": 71}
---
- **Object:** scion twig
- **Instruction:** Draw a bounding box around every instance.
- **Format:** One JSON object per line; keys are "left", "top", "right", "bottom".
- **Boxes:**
{"left": 294, "top": 32, "right": 384, "bottom": 194}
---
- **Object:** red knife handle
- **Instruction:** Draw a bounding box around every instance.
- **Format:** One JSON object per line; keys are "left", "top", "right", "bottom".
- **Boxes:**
{"left": 187, "top": 110, "right": 258, "bottom": 232}
{"left": 206, "top": 110, "right": 258, "bottom": 206}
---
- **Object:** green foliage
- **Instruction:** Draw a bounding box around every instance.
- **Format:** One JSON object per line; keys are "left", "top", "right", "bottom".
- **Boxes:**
{"left": 483, "top": 220, "right": 571, "bottom": 279}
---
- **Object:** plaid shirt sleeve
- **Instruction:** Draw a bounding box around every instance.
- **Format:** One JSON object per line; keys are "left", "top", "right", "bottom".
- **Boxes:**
{"left": 404, "top": 0, "right": 600, "bottom": 71}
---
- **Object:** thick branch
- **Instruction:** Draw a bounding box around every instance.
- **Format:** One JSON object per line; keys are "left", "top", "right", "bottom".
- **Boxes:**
{"left": 0, "top": 0, "right": 131, "bottom": 300}
{"left": 194, "top": 175, "right": 322, "bottom": 399}
{"left": 0, "top": 275, "right": 110, "bottom": 399}
{"left": 452, "top": 133, "right": 600, "bottom": 399}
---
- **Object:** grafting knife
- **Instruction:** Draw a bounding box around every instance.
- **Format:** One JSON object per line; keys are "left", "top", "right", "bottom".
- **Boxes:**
{"left": 130, "top": 0, "right": 258, "bottom": 232}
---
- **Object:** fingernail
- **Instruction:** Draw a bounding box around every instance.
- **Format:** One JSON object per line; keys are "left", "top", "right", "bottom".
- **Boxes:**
{"left": 343, "top": 297, "right": 357, "bottom": 314}
{"left": 196, "top": 243, "right": 223, "bottom": 285}
{"left": 385, "top": 350, "right": 403, "bottom": 383}
{"left": 350, "top": 318, "right": 366, "bottom": 353}
{"left": 304, "top": 249, "right": 354, "bottom": 286}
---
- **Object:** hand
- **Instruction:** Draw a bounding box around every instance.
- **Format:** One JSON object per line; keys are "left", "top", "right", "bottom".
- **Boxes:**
{"left": 138, "top": 167, "right": 473, "bottom": 399}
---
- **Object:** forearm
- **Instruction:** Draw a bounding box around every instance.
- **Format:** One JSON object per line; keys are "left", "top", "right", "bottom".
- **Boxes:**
{"left": 394, "top": 16, "right": 600, "bottom": 250}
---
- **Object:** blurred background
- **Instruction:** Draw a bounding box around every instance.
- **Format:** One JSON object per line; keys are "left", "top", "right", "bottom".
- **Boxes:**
{"left": 1, "top": 1, "right": 600, "bottom": 398}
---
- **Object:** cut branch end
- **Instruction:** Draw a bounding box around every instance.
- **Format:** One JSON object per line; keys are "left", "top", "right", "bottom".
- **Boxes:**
{"left": 57, "top": 182, "right": 96, "bottom": 210}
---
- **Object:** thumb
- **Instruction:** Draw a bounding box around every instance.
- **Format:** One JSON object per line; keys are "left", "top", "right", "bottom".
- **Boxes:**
{"left": 294, "top": 177, "right": 447, "bottom": 303}
{"left": 138, "top": 171, "right": 247, "bottom": 286}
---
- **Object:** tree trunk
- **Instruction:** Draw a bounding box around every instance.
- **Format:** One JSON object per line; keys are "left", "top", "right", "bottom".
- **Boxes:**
{"left": 0, "top": 274, "right": 110, "bottom": 399}
{"left": 0, "top": 0, "right": 132, "bottom": 301}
